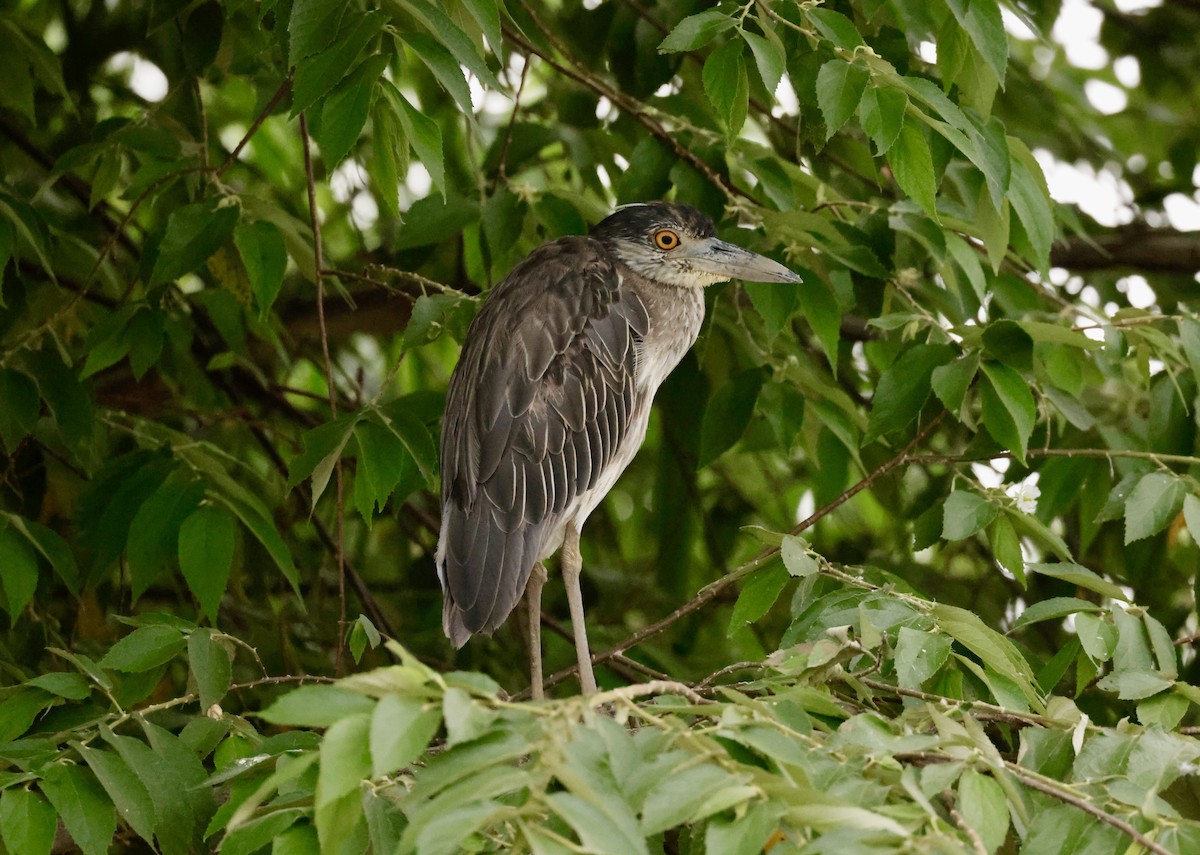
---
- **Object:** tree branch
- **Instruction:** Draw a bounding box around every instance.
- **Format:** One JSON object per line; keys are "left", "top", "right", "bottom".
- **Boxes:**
{"left": 1051, "top": 229, "right": 1200, "bottom": 274}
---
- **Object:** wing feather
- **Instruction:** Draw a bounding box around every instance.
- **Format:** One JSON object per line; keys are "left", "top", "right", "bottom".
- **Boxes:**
{"left": 438, "top": 237, "right": 647, "bottom": 643}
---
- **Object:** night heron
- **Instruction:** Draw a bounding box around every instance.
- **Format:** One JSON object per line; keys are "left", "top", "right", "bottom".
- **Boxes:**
{"left": 436, "top": 201, "right": 801, "bottom": 696}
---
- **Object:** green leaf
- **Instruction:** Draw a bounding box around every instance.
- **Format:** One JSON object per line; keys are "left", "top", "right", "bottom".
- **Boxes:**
{"left": 978, "top": 361, "right": 1035, "bottom": 463}
{"left": 0, "top": 369, "right": 39, "bottom": 452}
{"left": 1096, "top": 669, "right": 1173, "bottom": 701}
{"left": 75, "top": 744, "right": 157, "bottom": 847}
{"left": 932, "top": 603, "right": 1040, "bottom": 708}
{"left": 26, "top": 671, "right": 91, "bottom": 700}
{"left": 352, "top": 418, "right": 411, "bottom": 520}
{"left": 988, "top": 512, "right": 1025, "bottom": 584}
{"left": 402, "top": 0, "right": 504, "bottom": 92}
{"left": 126, "top": 308, "right": 165, "bottom": 381}
{"left": 287, "top": 413, "right": 360, "bottom": 508}
{"left": 942, "top": 491, "right": 998, "bottom": 541}
{"left": 743, "top": 280, "right": 798, "bottom": 343}
{"left": 699, "top": 367, "right": 767, "bottom": 467}
{"left": 703, "top": 40, "right": 749, "bottom": 135}
{"left": 316, "top": 54, "right": 388, "bottom": 168}
{"left": 288, "top": 0, "right": 348, "bottom": 66}
{"left": 1010, "top": 597, "right": 1101, "bottom": 631}
{"left": 945, "top": 0, "right": 1008, "bottom": 84}
{"left": 126, "top": 474, "right": 206, "bottom": 601}
{"left": 234, "top": 220, "right": 287, "bottom": 319}
{"left": 460, "top": 0, "right": 502, "bottom": 55}
{"left": 316, "top": 713, "right": 372, "bottom": 808}
{"left": 370, "top": 95, "right": 404, "bottom": 218}
{"left": 0, "top": 688, "right": 53, "bottom": 745}
{"left": 373, "top": 403, "right": 438, "bottom": 485}
{"left": 0, "top": 216, "right": 12, "bottom": 305}
{"left": 188, "top": 628, "right": 232, "bottom": 710}
{"left": 889, "top": 122, "right": 938, "bottom": 220}
{"left": 1124, "top": 472, "right": 1186, "bottom": 544}
{"left": 370, "top": 694, "right": 442, "bottom": 778}
{"left": 728, "top": 562, "right": 789, "bottom": 635}
{"left": 958, "top": 768, "right": 1009, "bottom": 854}
{"left": 547, "top": 792, "right": 648, "bottom": 855}
{"left": 292, "top": 12, "right": 386, "bottom": 116}
{"left": 38, "top": 764, "right": 115, "bottom": 855}
{"left": 149, "top": 199, "right": 241, "bottom": 287}
{"left": 895, "top": 626, "right": 952, "bottom": 690}
{"left": 859, "top": 86, "right": 907, "bottom": 154}
{"left": 0, "top": 520, "right": 39, "bottom": 618}
{"left": 806, "top": 8, "right": 864, "bottom": 49}
{"left": 930, "top": 352, "right": 978, "bottom": 415}
{"left": 865, "top": 344, "right": 954, "bottom": 441}
{"left": 1027, "top": 563, "right": 1127, "bottom": 600}
{"left": 212, "top": 491, "right": 300, "bottom": 597}
{"left": 982, "top": 319, "right": 1033, "bottom": 371}
{"left": 781, "top": 535, "right": 818, "bottom": 577}
{"left": 816, "top": 60, "right": 869, "bottom": 139}
{"left": 178, "top": 503, "right": 236, "bottom": 622}
{"left": 1007, "top": 138, "right": 1055, "bottom": 270}
{"left": 99, "top": 625, "right": 187, "bottom": 672}
{"left": 0, "top": 788, "right": 55, "bottom": 855}
{"left": 658, "top": 10, "right": 735, "bottom": 52}
{"left": 403, "top": 32, "right": 477, "bottom": 125}
{"left": 740, "top": 30, "right": 785, "bottom": 94}
{"left": 382, "top": 82, "right": 446, "bottom": 198}
{"left": 259, "top": 685, "right": 376, "bottom": 727}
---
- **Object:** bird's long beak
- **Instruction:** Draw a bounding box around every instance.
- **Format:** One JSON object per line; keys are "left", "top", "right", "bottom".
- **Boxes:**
{"left": 683, "top": 237, "right": 802, "bottom": 283}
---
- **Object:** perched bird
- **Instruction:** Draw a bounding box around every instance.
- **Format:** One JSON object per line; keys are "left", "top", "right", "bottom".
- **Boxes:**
{"left": 436, "top": 201, "right": 801, "bottom": 696}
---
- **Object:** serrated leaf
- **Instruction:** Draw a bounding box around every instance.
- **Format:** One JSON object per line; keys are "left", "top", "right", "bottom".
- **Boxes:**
{"left": 958, "top": 768, "right": 1009, "bottom": 854}
{"left": 39, "top": 764, "right": 115, "bottom": 855}
{"left": 743, "top": 280, "right": 798, "bottom": 343}
{"left": 658, "top": 10, "right": 735, "bottom": 52}
{"left": 1124, "top": 472, "right": 1186, "bottom": 544}
{"left": 1010, "top": 597, "right": 1101, "bottom": 631}
{"left": 403, "top": 0, "right": 503, "bottom": 92}
{"left": 699, "top": 367, "right": 767, "bottom": 467}
{"left": 287, "top": 413, "right": 360, "bottom": 508}
{"left": 403, "top": 32, "right": 477, "bottom": 127}
{"left": 781, "top": 535, "right": 818, "bottom": 577}
{"left": 149, "top": 199, "right": 241, "bottom": 287}
{"left": 259, "top": 685, "right": 376, "bottom": 727}
{"left": 0, "top": 520, "right": 39, "bottom": 618}
{"left": 728, "top": 562, "right": 789, "bottom": 635}
{"left": 211, "top": 491, "right": 300, "bottom": 597}
{"left": 126, "top": 475, "right": 206, "bottom": 601}
{"left": 370, "top": 694, "right": 441, "bottom": 777}
{"left": 740, "top": 30, "right": 785, "bottom": 94}
{"left": 889, "top": 122, "right": 938, "bottom": 220}
{"left": 316, "top": 713, "right": 372, "bottom": 808}
{"left": 942, "top": 491, "right": 998, "bottom": 541}
{"left": 0, "top": 788, "right": 55, "bottom": 855}
{"left": 316, "top": 54, "right": 388, "bottom": 168}
{"left": 1007, "top": 138, "right": 1055, "bottom": 270}
{"left": 945, "top": 0, "right": 1008, "bottom": 83}
{"left": 865, "top": 344, "right": 955, "bottom": 441}
{"left": 806, "top": 8, "right": 864, "bottom": 49}
{"left": 234, "top": 220, "right": 287, "bottom": 320}
{"left": 932, "top": 603, "right": 1040, "bottom": 708}
{"left": 979, "top": 361, "right": 1035, "bottom": 463}
{"left": 75, "top": 744, "right": 157, "bottom": 847}
{"left": 292, "top": 12, "right": 385, "bottom": 117}
{"left": 288, "top": 0, "right": 348, "bottom": 66}
{"left": 702, "top": 40, "right": 749, "bottom": 136}
{"left": 176, "top": 504, "right": 235, "bottom": 619}
{"left": 381, "top": 84, "right": 446, "bottom": 198}
{"left": 0, "top": 369, "right": 39, "bottom": 452}
{"left": 988, "top": 512, "right": 1025, "bottom": 584}
{"left": 1026, "top": 563, "right": 1127, "bottom": 601}
{"left": 370, "top": 96, "right": 404, "bottom": 218}
{"left": 816, "top": 60, "right": 869, "bottom": 139}
{"left": 188, "top": 628, "right": 232, "bottom": 710}
{"left": 100, "top": 625, "right": 187, "bottom": 672}
{"left": 895, "top": 626, "right": 952, "bottom": 690}
{"left": 859, "top": 86, "right": 907, "bottom": 154}
{"left": 1096, "top": 669, "right": 1173, "bottom": 701}
{"left": 931, "top": 352, "right": 978, "bottom": 415}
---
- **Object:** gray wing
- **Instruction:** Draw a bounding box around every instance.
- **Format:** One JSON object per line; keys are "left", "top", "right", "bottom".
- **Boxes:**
{"left": 437, "top": 236, "right": 649, "bottom": 647}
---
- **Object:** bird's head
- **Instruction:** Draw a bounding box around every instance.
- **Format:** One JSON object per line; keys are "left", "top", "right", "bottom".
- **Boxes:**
{"left": 590, "top": 201, "right": 802, "bottom": 288}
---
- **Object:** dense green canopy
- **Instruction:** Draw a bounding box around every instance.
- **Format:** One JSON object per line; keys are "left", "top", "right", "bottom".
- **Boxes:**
{"left": 3, "top": 0, "right": 1200, "bottom": 852}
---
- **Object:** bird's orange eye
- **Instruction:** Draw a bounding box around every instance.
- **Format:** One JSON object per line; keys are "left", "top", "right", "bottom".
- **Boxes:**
{"left": 653, "top": 229, "right": 680, "bottom": 250}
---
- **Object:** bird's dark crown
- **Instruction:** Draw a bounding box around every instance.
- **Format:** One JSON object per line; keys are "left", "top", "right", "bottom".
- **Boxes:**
{"left": 590, "top": 202, "right": 716, "bottom": 244}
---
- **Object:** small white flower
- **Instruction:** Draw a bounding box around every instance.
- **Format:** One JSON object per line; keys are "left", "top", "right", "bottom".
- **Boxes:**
{"left": 1006, "top": 477, "right": 1041, "bottom": 515}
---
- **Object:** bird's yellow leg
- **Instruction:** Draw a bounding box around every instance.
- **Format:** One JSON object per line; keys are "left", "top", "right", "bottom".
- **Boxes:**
{"left": 561, "top": 527, "right": 598, "bottom": 695}
{"left": 526, "top": 562, "right": 547, "bottom": 700}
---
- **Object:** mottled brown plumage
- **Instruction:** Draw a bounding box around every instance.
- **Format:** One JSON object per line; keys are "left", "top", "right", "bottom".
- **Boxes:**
{"left": 436, "top": 202, "right": 801, "bottom": 695}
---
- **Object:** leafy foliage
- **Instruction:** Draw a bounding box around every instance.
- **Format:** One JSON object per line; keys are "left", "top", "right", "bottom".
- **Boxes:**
{"left": 3, "top": 0, "right": 1200, "bottom": 852}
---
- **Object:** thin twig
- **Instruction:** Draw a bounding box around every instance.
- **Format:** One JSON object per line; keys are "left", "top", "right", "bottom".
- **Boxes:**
{"left": 591, "top": 680, "right": 711, "bottom": 706}
{"left": 299, "top": 112, "right": 348, "bottom": 676}
{"left": 215, "top": 78, "right": 292, "bottom": 177}
{"left": 492, "top": 54, "right": 530, "bottom": 190}
{"left": 907, "top": 446, "right": 1200, "bottom": 469}
{"left": 943, "top": 791, "right": 989, "bottom": 855}
{"left": 1004, "top": 763, "right": 1173, "bottom": 855}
